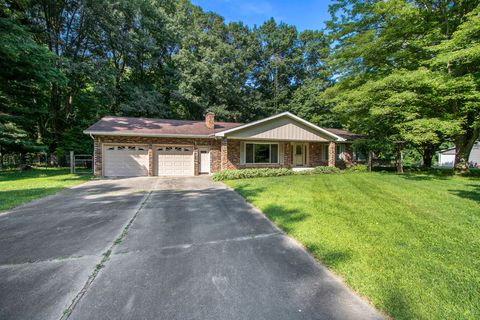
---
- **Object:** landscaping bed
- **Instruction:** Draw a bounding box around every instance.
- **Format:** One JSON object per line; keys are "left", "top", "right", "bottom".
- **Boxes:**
{"left": 212, "top": 166, "right": 341, "bottom": 181}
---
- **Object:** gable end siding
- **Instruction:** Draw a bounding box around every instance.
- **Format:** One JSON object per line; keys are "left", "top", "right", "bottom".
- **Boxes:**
{"left": 226, "top": 117, "right": 331, "bottom": 142}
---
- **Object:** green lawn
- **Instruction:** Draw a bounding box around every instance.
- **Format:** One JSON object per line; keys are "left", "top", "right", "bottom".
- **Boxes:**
{"left": 0, "top": 168, "right": 92, "bottom": 212}
{"left": 225, "top": 172, "right": 480, "bottom": 320}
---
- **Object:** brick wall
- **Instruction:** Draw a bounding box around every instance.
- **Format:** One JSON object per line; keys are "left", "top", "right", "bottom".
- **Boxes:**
{"left": 94, "top": 135, "right": 353, "bottom": 176}
{"left": 221, "top": 139, "right": 240, "bottom": 170}
{"left": 283, "top": 142, "right": 292, "bottom": 167}
{"left": 309, "top": 142, "right": 329, "bottom": 167}
{"left": 328, "top": 142, "right": 336, "bottom": 167}
{"left": 94, "top": 135, "right": 221, "bottom": 176}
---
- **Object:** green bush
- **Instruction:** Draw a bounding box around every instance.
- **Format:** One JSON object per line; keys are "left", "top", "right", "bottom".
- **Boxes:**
{"left": 212, "top": 168, "right": 294, "bottom": 181}
{"left": 212, "top": 166, "right": 344, "bottom": 181}
{"left": 312, "top": 166, "right": 341, "bottom": 174}
{"left": 346, "top": 164, "right": 368, "bottom": 172}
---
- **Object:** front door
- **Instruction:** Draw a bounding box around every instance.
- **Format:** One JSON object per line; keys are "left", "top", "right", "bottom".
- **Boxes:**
{"left": 293, "top": 143, "right": 305, "bottom": 166}
{"left": 199, "top": 147, "right": 210, "bottom": 174}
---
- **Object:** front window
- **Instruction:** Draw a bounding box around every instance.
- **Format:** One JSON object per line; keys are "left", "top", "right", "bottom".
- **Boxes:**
{"left": 322, "top": 145, "right": 329, "bottom": 161}
{"left": 245, "top": 143, "right": 279, "bottom": 164}
{"left": 336, "top": 145, "right": 345, "bottom": 161}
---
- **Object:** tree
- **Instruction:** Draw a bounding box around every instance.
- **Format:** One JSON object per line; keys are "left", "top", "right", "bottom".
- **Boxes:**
{"left": 324, "top": 0, "right": 480, "bottom": 169}
{"left": 326, "top": 68, "right": 472, "bottom": 167}
{"left": 0, "top": 15, "right": 65, "bottom": 164}
{"left": 431, "top": 5, "right": 480, "bottom": 172}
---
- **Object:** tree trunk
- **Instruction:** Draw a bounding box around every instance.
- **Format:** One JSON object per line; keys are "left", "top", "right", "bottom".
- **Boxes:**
{"left": 396, "top": 147, "right": 404, "bottom": 174}
{"left": 454, "top": 138, "right": 475, "bottom": 173}
{"left": 368, "top": 151, "right": 373, "bottom": 172}
{"left": 422, "top": 144, "right": 435, "bottom": 168}
{"left": 454, "top": 127, "right": 479, "bottom": 174}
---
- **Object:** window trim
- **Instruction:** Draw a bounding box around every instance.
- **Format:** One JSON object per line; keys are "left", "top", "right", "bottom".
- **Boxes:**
{"left": 336, "top": 144, "right": 346, "bottom": 161}
{"left": 322, "top": 144, "right": 329, "bottom": 161}
{"left": 244, "top": 142, "right": 280, "bottom": 164}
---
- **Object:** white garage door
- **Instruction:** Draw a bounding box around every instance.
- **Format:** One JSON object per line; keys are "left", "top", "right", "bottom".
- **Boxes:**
{"left": 156, "top": 146, "right": 194, "bottom": 176}
{"left": 104, "top": 145, "right": 148, "bottom": 177}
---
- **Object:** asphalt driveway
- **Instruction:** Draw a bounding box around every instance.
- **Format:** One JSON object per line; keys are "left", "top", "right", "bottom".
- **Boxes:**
{"left": 0, "top": 177, "right": 383, "bottom": 320}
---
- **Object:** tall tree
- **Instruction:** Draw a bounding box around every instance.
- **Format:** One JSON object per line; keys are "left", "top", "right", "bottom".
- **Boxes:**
{"left": 431, "top": 4, "right": 480, "bottom": 172}
{"left": 324, "top": 0, "right": 480, "bottom": 168}
{"left": 0, "top": 10, "right": 65, "bottom": 164}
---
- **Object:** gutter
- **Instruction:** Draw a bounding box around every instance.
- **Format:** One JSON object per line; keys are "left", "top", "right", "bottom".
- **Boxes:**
{"left": 83, "top": 131, "right": 214, "bottom": 139}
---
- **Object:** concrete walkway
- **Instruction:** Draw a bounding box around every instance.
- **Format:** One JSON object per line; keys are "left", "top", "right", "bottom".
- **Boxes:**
{"left": 0, "top": 177, "right": 383, "bottom": 320}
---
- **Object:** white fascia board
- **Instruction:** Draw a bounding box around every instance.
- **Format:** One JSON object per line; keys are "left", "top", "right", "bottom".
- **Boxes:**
{"left": 83, "top": 131, "right": 213, "bottom": 138}
{"left": 215, "top": 111, "right": 346, "bottom": 141}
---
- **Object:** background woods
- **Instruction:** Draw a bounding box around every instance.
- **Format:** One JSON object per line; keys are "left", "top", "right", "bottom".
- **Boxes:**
{"left": 1, "top": 0, "right": 479, "bottom": 171}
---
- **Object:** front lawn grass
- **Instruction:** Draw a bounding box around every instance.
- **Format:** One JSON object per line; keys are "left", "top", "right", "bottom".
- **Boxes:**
{"left": 0, "top": 168, "right": 92, "bottom": 212}
{"left": 225, "top": 172, "right": 480, "bottom": 320}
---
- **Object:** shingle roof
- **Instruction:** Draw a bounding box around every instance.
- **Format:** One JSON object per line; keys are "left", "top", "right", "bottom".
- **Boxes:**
{"left": 84, "top": 116, "right": 244, "bottom": 136}
{"left": 324, "top": 128, "right": 363, "bottom": 141}
{"left": 84, "top": 115, "right": 360, "bottom": 140}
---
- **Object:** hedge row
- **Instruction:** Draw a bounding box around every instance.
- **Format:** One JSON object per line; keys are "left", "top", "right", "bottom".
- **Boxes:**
{"left": 211, "top": 166, "right": 341, "bottom": 181}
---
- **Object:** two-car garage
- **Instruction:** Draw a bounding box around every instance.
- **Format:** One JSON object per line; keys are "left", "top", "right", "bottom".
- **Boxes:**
{"left": 103, "top": 144, "right": 195, "bottom": 177}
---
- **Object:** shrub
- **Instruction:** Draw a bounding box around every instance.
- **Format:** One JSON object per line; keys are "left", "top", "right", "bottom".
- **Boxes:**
{"left": 346, "top": 164, "right": 368, "bottom": 172}
{"left": 212, "top": 166, "right": 344, "bottom": 181}
{"left": 312, "top": 166, "right": 341, "bottom": 174}
{"left": 212, "top": 168, "right": 294, "bottom": 181}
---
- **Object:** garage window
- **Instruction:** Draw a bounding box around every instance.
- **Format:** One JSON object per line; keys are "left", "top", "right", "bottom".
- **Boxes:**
{"left": 245, "top": 143, "right": 279, "bottom": 164}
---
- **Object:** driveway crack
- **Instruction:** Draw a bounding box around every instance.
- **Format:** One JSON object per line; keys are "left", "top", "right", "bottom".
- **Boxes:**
{"left": 59, "top": 181, "right": 157, "bottom": 320}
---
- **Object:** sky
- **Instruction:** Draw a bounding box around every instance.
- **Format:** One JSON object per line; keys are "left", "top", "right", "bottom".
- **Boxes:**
{"left": 191, "top": 0, "right": 334, "bottom": 31}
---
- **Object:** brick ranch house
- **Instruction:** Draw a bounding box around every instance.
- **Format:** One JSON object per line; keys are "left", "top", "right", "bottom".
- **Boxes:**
{"left": 84, "top": 112, "right": 360, "bottom": 177}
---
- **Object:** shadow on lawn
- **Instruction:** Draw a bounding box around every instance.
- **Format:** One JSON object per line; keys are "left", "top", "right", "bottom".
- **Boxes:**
{"left": 397, "top": 173, "right": 451, "bottom": 181}
{"left": 231, "top": 184, "right": 266, "bottom": 200}
{"left": 449, "top": 184, "right": 480, "bottom": 202}
{"left": 261, "top": 204, "right": 309, "bottom": 233}
{"left": 304, "top": 242, "right": 352, "bottom": 269}
{"left": 382, "top": 287, "right": 416, "bottom": 320}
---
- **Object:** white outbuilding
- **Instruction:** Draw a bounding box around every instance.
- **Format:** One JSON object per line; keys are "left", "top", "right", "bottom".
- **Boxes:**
{"left": 438, "top": 141, "right": 480, "bottom": 167}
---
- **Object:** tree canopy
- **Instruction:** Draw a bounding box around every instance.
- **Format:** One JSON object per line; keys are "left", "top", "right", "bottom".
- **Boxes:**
{"left": 1, "top": 0, "right": 479, "bottom": 171}
{"left": 323, "top": 0, "right": 480, "bottom": 171}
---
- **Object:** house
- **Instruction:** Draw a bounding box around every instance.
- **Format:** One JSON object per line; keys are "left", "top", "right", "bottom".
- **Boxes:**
{"left": 438, "top": 141, "right": 480, "bottom": 167}
{"left": 83, "top": 112, "right": 359, "bottom": 177}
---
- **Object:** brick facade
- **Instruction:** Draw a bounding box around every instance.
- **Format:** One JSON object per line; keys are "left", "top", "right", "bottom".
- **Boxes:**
{"left": 309, "top": 142, "right": 329, "bottom": 167}
{"left": 94, "top": 135, "right": 221, "bottom": 176}
{"left": 328, "top": 141, "right": 336, "bottom": 167}
{"left": 94, "top": 135, "right": 352, "bottom": 176}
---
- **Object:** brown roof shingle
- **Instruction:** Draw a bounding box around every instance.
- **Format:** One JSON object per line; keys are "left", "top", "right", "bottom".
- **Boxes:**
{"left": 84, "top": 116, "right": 243, "bottom": 136}
{"left": 324, "top": 128, "right": 363, "bottom": 141}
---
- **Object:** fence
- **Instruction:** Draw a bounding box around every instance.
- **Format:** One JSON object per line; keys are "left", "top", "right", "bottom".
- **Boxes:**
{"left": 0, "top": 151, "right": 93, "bottom": 174}
{"left": 69, "top": 151, "right": 93, "bottom": 174}
{"left": 0, "top": 153, "right": 51, "bottom": 170}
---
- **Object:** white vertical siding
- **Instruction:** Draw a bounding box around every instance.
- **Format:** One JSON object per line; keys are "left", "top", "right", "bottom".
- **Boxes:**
{"left": 469, "top": 143, "right": 480, "bottom": 164}
{"left": 227, "top": 117, "right": 330, "bottom": 141}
